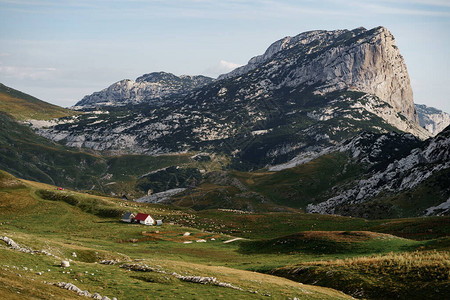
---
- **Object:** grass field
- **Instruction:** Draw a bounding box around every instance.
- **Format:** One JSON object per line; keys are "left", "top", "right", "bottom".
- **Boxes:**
{"left": 0, "top": 170, "right": 448, "bottom": 299}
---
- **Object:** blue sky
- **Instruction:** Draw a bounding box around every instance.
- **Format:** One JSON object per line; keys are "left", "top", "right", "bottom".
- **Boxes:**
{"left": 0, "top": 0, "right": 449, "bottom": 112}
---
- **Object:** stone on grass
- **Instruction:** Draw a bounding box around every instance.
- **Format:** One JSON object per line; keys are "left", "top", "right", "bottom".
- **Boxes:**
{"left": 60, "top": 260, "right": 70, "bottom": 268}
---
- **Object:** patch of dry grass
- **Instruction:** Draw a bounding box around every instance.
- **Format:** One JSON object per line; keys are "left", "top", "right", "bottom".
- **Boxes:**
{"left": 272, "top": 251, "right": 450, "bottom": 299}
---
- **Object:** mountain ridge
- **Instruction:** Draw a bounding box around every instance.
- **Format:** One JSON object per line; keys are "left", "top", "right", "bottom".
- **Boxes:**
{"left": 415, "top": 103, "right": 450, "bottom": 136}
{"left": 307, "top": 125, "right": 450, "bottom": 218}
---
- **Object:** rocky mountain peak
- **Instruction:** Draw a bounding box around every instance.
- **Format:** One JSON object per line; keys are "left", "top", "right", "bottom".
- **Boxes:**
{"left": 218, "top": 26, "right": 418, "bottom": 125}
{"left": 136, "top": 71, "right": 180, "bottom": 83}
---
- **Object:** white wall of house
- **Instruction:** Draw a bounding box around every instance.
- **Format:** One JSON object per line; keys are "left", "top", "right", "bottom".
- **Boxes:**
{"left": 139, "top": 216, "right": 155, "bottom": 225}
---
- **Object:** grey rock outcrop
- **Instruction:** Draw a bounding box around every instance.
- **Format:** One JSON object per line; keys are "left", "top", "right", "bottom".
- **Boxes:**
{"left": 75, "top": 72, "right": 213, "bottom": 108}
{"left": 416, "top": 103, "right": 450, "bottom": 136}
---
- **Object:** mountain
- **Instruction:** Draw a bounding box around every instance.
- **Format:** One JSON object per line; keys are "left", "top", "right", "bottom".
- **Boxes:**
{"left": 415, "top": 103, "right": 450, "bottom": 136}
{"left": 31, "top": 26, "right": 430, "bottom": 170}
{"left": 74, "top": 72, "right": 213, "bottom": 108}
{"left": 0, "top": 83, "right": 76, "bottom": 120}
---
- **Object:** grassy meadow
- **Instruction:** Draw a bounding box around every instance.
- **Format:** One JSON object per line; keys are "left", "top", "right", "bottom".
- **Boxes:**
{"left": 0, "top": 170, "right": 449, "bottom": 299}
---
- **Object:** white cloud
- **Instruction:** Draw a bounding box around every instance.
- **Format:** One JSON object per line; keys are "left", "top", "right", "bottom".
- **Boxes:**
{"left": 204, "top": 60, "right": 243, "bottom": 78}
{"left": 0, "top": 65, "right": 57, "bottom": 80}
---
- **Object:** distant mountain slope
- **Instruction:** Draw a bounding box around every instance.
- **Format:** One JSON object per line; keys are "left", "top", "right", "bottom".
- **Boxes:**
{"left": 33, "top": 26, "right": 430, "bottom": 169}
{"left": 167, "top": 131, "right": 428, "bottom": 215}
{"left": 0, "top": 111, "right": 224, "bottom": 197}
{"left": 74, "top": 72, "right": 213, "bottom": 108}
{"left": 307, "top": 125, "right": 450, "bottom": 218}
{"left": 169, "top": 128, "right": 449, "bottom": 218}
{"left": 0, "top": 83, "right": 76, "bottom": 120}
{"left": 415, "top": 103, "right": 450, "bottom": 136}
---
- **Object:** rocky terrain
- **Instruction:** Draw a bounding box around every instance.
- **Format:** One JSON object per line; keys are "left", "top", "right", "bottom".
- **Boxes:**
{"left": 31, "top": 26, "right": 430, "bottom": 169}
{"left": 415, "top": 103, "right": 450, "bottom": 136}
{"left": 74, "top": 72, "right": 213, "bottom": 108}
{"left": 307, "top": 125, "right": 450, "bottom": 217}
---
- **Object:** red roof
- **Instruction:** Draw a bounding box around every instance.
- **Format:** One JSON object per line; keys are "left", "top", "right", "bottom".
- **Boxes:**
{"left": 134, "top": 213, "right": 151, "bottom": 221}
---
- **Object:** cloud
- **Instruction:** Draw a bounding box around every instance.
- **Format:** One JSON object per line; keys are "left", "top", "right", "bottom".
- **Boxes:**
{"left": 204, "top": 60, "right": 243, "bottom": 78}
{"left": 0, "top": 65, "right": 57, "bottom": 80}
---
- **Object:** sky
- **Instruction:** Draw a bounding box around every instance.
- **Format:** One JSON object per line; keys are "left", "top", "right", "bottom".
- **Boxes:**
{"left": 0, "top": 0, "right": 449, "bottom": 112}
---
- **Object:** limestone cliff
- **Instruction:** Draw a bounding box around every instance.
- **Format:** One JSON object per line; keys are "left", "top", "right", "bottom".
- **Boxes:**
{"left": 220, "top": 26, "right": 418, "bottom": 124}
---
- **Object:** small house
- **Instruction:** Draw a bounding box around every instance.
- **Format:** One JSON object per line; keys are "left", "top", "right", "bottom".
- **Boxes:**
{"left": 155, "top": 220, "right": 163, "bottom": 226}
{"left": 121, "top": 212, "right": 135, "bottom": 223}
{"left": 134, "top": 213, "right": 155, "bottom": 226}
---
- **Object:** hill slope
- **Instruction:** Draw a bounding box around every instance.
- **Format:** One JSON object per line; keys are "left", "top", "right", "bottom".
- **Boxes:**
{"left": 0, "top": 111, "right": 225, "bottom": 198}
{"left": 0, "top": 83, "right": 76, "bottom": 120}
{"left": 0, "top": 171, "right": 356, "bottom": 299}
{"left": 164, "top": 129, "right": 448, "bottom": 219}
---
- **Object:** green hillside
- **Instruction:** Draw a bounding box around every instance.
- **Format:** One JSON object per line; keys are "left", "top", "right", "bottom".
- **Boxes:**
{"left": 0, "top": 83, "right": 77, "bottom": 120}
{"left": 0, "top": 170, "right": 448, "bottom": 299}
{"left": 0, "top": 170, "right": 352, "bottom": 299}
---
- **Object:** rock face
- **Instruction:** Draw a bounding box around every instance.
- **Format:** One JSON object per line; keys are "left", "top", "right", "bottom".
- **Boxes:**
{"left": 220, "top": 26, "right": 418, "bottom": 124}
{"left": 415, "top": 104, "right": 450, "bottom": 136}
{"left": 32, "top": 26, "right": 428, "bottom": 168}
{"left": 75, "top": 72, "right": 213, "bottom": 108}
